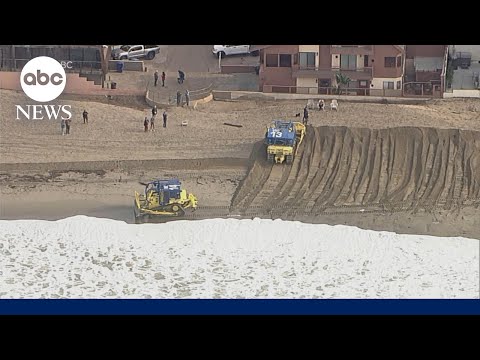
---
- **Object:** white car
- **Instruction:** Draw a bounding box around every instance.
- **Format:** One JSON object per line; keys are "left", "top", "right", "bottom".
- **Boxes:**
{"left": 111, "top": 45, "right": 161, "bottom": 60}
{"left": 213, "top": 45, "right": 252, "bottom": 58}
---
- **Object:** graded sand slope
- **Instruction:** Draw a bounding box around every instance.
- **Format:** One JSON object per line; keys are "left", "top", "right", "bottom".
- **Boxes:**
{"left": 232, "top": 126, "right": 480, "bottom": 211}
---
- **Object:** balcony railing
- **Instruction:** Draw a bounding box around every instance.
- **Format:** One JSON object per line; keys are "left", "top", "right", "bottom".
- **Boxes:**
{"left": 262, "top": 84, "right": 404, "bottom": 97}
{"left": 293, "top": 66, "right": 373, "bottom": 80}
{"left": 331, "top": 45, "right": 372, "bottom": 48}
{"left": 330, "top": 45, "right": 373, "bottom": 55}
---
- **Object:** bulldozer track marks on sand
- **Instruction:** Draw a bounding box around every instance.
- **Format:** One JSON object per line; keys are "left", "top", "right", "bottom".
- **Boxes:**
{"left": 174, "top": 200, "right": 480, "bottom": 220}
{"left": 231, "top": 126, "right": 480, "bottom": 216}
{"left": 3, "top": 126, "right": 479, "bottom": 223}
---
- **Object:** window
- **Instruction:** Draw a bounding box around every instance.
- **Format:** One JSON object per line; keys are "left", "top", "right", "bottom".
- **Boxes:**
{"left": 364, "top": 55, "right": 369, "bottom": 67}
{"left": 293, "top": 53, "right": 298, "bottom": 65}
{"left": 266, "top": 54, "right": 278, "bottom": 67}
{"left": 383, "top": 81, "right": 394, "bottom": 89}
{"left": 340, "top": 54, "right": 357, "bottom": 69}
{"left": 299, "top": 52, "right": 315, "bottom": 68}
{"left": 359, "top": 80, "right": 367, "bottom": 87}
{"left": 279, "top": 54, "right": 292, "bottom": 67}
{"left": 396, "top": 81, "right": 401, "bottom": 89}
{"left": 31, "top": 48, "right": 47, "bottom": 58}
{"left": 347, "top": 80, "right": 358, "bottom": 89}
{"left": 15, "top": 47, "right": 31, "bottom": 60}
{"left": 384, "top": 57, "right": 396, "bottom": 67}
{"left": 70, "top": 48, "right": 84, "bottom": 62}
{"left": 319, "top": 79, "right": 331, "bottom": 87}
{"left": 397, "top": 56, "right": 402, "bottom": 67}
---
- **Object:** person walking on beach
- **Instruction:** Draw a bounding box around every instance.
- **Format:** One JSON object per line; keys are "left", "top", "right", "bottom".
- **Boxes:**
{"left": 61, "top": 118, "right": 66, "bottom": 135}
{"left": 161, "top": 71, "right": 166, "bottom": 87}
{"left": 154, "top": 70, "right": 159, "bottom": 87}
{"left": 162, "top": 110, "right": 167, "bottom": 128}
{"left": 177, "top": 70, "right": 185, "bottom": 84}
{"left": 176, "top": 91, "right": 182, "bottom": 106}
{"left": 150, "top": 115, "right": 155, "bottom": 132}
{"left": 82, "top": 109, "right": 88, "bottom": 124}
{"left": 65, "top": 119, "right": 71, "bottom": 134}
{"left": 302, "top": 105, "right": 309, "bottom": 125}
{"left": 185, "top": 89, "right": 190, "bottom": 107}
{"left": 144, "top": 117, "right": 149, "bottom": 132}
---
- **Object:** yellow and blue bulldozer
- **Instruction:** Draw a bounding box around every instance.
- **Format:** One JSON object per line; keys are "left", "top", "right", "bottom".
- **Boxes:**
{"left": 265, "top": 120, "right": 306, "bottom": 164}
{"left": 134, "top": 179, "right": 197, "bottom": 223}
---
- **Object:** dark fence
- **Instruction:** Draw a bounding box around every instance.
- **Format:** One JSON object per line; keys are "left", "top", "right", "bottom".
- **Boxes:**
{"left": 0, "top": 58, "right": 102, "bottom": 73}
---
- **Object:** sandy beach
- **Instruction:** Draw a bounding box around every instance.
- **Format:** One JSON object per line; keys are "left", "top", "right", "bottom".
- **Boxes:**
{"left": 1, "top": 89, "right": 480, "bottom": 239}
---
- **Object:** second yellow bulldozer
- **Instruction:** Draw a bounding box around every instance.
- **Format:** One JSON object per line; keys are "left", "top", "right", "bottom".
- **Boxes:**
{"left": 134, "top": 179, "right": 197, "bottom": 223}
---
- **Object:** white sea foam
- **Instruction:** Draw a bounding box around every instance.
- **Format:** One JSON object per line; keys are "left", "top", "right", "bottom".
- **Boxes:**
{"left": 0, "top": 216, "right": 478, "bottom": 298}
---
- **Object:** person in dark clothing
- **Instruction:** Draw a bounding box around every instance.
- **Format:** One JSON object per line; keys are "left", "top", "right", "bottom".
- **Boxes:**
{"left": 65, "top": 119, "right": 71, "bottom": 134}
{"left": 144, "top": 117, "right": 149, "bottom": 132}
{"left": 177, "top": 70, "right": 185, "bottom": 84}
{"left": 61, "top": 119, "right": 66, "bottom": 135}
{"left": 302, "top": 106, "right": 309, "bottom": 125}
{"left": 176, "top": 91, "right": 182, "bottom": 106}
{"left": 162, "top": 111, "right": 167, "bottom": 128}
{"left": 154, "top": 71, "right": 159, "bottom": 86}
{"left": 82, "top": 109, "right": 88, "bottom": 124}
{"left": 161, "top": 71, "right": 166, "bottom": 87}
{"left": 150, "top": 116, "right": 155, "bottom": 131}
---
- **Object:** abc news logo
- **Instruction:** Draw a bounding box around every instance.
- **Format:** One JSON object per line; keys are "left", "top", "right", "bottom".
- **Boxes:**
{"left": 16, "top": 56, "right": 73, "bottom": 120}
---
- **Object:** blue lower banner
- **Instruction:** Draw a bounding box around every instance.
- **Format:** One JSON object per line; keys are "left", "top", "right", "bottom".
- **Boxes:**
{"left": 0, "top": 299, "right": 479, "bottom": 315}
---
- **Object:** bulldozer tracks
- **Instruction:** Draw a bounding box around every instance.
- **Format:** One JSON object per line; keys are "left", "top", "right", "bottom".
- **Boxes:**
{"left": 2, "top": 126, "right": 479, "bottom": 224}
{"left": 177, "top": 198, "right": 480, "bottom": 220}
{"left": 230, "top": 126, "right": 480, "bottom": 217}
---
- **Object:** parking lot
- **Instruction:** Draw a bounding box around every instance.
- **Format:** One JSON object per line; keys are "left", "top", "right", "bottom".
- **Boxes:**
{"left": 450, "top": 45, "right": 480, "bottom": 90}
{"left": 107, "top": 45, "right": 260, "bottom": 101}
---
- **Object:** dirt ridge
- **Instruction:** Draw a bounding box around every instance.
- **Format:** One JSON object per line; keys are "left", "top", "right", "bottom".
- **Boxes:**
{"left": 232, "top": 126, "right": 480, "bottom": 210}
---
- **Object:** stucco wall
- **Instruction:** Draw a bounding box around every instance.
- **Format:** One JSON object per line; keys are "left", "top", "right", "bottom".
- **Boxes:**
{"left": 0, "top": 71, "right": 101, "bottom": 92}
{"left": 371, "top": 77, "right": 402, "bottom": 89}
{"left": 296, "top": 77, "right": 318, "bottom": 94}
{"left": 372, "top": 45, "right": 403, "bottom": 78}
{"left": 299, "top": 45, "right": 319, "bottom": 52}
{"left": 331, "top": 54, "right": 340, "bottom": 67}
{"left": 407, "top": 45, "right": 446, "bottom": 58}
{"left": 0, "top": 71, "right": 142, "bottom": 96}
{"left": 443, "top": 89, "right": 480, "bottom": 98}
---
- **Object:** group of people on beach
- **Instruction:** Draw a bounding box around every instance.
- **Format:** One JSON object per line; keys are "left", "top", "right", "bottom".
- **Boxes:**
{"left": 153, "top": 71, "right": 166, "bottom": 87}
{"left": 300, "top": 99, "right": 337, "bottom": 125}
{"left": 60, "top": 109, "right": 88, "bottom": 135}
{"left": 144, "top": 105, "right": 168, "bottom": 132}
{"left": 153, "top": 70, "right": 185, "bottom": 87}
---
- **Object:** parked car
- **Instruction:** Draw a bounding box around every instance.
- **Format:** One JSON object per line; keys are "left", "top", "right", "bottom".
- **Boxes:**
{"left": 111, "top": 45, "right": 161, "bottom": 60}
{"left": 212, "top": 45, "right": 254, "bottom": 58}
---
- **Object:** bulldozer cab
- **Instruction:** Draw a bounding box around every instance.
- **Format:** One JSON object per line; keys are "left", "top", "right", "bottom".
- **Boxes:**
{"left": 134, "top": 178, "right": 198, "bottom": 223}
{"left": 265, "top": 120, "right": 296, "bottom": 146}
{"left": 144, "top": 179, "right": 182, "bottom": 206}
